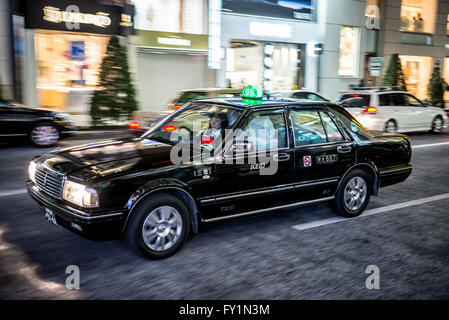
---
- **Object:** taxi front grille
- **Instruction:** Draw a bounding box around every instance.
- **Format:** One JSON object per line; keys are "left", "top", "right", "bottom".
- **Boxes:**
{"left": 35, "top": 167, "right": 64, "bottom": 199}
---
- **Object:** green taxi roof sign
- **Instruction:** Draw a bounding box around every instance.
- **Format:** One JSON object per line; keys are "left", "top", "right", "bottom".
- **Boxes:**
{"left": 242, "top": 85, "right": 263, "bottom": 100}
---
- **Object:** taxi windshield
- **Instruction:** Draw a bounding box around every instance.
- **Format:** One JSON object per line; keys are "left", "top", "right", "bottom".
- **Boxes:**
{"left": 143, "top": 103, "right": 243, "bottom": 148}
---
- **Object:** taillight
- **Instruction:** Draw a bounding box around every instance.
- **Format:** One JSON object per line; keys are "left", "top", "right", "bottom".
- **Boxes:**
{"left": 362, "top": 106, "right": 377, "bottom": 114}
{"left": 162, "top": 125, "right": 177, "bottom": 131}
{"left": 129, "top": 121, "right": 140, "bottom": 130}
{"left": 174, "top": 104, "right": 183, "bottom": 110}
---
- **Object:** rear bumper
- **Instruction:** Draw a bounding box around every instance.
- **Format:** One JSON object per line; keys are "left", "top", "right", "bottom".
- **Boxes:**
{"left": 379, "top": 164, "right": 412, "bottom": 188}
{"left": 27, "top": 180, "right": 126, "bottom": 240}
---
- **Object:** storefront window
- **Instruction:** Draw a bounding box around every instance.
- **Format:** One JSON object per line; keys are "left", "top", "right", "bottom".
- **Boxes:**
{"left": 134, "top": 0, "right": 206, "bottom": 34}
{"left": 225, "top": 40, "right": 302, "bottom": 91}
{"left": 399, "top": 55, "right": 432, "bottom": 99}
{"left": 400, "top": 0, "right": 437, "bottom": 34}
{"left": 338, "top": 26, "right": 359, "bottom": 77}
{"left": 35, "top": 30, "right": 109, "bottom": 113}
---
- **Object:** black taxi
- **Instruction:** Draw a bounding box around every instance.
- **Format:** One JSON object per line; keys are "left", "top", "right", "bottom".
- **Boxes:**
{"left": 27, "top": 86, "right": 412, "bottom": 259}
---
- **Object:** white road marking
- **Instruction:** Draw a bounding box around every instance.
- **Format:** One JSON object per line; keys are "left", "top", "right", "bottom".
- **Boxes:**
{"left": 413, "top": 141, "right": 449, "bottom": 149}
{"left": 0, "top": 189, "right": 27, "bottom": 197}
{"left": 292, "top": 192, "right": 449, "bottom": 231}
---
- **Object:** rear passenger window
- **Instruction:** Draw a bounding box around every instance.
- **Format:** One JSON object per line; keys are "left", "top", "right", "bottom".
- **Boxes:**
{"left": 389, "top": 94, "right": 406, "bottom": 106}
{"left": 337, "top": 94, "right": 371, "bottom": 106}
{"left": 320, "top": 112, "right": 344, "bottom": 142}
{"left": 290, "top": 110, "right": 344, "bottom": 146}
{"left": 293, "top": 92, "right": 326, "bottom": 101}
{"left": 379, "top": 94, "right": 389, "bottom": 106}
{"left": 290, "top": 110, "right": 327, "bottom": 146}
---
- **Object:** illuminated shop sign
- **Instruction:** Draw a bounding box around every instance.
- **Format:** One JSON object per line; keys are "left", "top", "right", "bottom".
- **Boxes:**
{"left": 43, "top": 6, "right": 112, "bottom": 28}
{"left": 25, "top": 0, "right": 135, "bottom": 35}
{"left": 223, "top": 0, "right": 314, "bottom": 21}
{"left": 157, "top": 37, "right": 191, "bottom": 46}
{"left": 249, "top": 22, "right": 292, "bottom": 39}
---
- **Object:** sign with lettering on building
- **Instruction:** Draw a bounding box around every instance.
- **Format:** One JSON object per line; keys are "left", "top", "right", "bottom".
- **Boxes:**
{"left": 369, "top": 57, "right": 384, "bottom": 77}
{"left": 25, "top": 0, "right": 134, "bottom": 35}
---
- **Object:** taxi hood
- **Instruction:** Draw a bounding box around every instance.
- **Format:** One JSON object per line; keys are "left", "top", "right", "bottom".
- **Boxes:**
{"left": 37, "top": 137, "right": 175, "bottom": 182}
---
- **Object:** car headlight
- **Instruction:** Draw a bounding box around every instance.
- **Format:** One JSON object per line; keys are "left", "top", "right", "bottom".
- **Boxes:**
{"left": 53, "top": 112, "right": 72, "bottom": 123}
{"left": 28, "top": 161, "right": 37, "bottom": 183}
{"left": 63, "top": 180, "right": 99, "bottom": 208}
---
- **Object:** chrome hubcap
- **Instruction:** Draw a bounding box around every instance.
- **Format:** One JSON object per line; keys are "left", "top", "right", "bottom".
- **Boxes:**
{"left": 142, "top": 206, "right": 183, "bottom": 251}
{"left": 344, "top": 176, "right": 367, "bottom": 211}
{"left": 433, "top": 118, "right": 443, "bottom": 132}
{"left": 31, "top": 126, "right": 59, "bottom": 146}
{"left": 385, "top": 121, "right": 396, "bottom": 133}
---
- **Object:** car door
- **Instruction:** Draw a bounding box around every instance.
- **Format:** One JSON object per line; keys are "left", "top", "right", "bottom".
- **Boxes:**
{"left": 201, "top": 107, "right": 296, "bottom": 220}
{"left": 288, "top": 106, "right": 356, "bottom": 201}
{"left": 0, "top": 103, "right": 9, "bottom": 135}
{"left": 403, "top": 93, "right": 431, "bottom": 129}
{"left": 0, "top": 103, "right": 24, "bottom": 135}
{"left": 384, "top": 93, "right": 409, "bottom": 131}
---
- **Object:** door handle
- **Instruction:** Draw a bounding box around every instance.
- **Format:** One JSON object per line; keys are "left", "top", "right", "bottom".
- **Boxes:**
{"left": 337, "top": 145, "right": 352, "bottom": 153}
{"left": 273, "top": 152, "right": 291, "bottom": 162}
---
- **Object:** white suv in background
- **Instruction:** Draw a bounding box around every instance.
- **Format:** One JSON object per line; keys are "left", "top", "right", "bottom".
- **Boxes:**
{"left": 336, "top": 89, "right": 447, "bottom": 134}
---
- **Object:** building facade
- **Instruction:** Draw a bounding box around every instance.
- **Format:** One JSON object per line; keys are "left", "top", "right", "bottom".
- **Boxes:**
{"left": 12, "top": 0, "right": 135, "bottom": 125}
{"left": 378, "top": 0, "right": 449, "bottom": 101}
{"left": 131, "top": 0, "right": 214, "bottom": 111}
{"left": 0, "top": 0, "right": 13, "bottom": 100}
{"left": 216, "top": 0, "right": 378, "bottom": 101}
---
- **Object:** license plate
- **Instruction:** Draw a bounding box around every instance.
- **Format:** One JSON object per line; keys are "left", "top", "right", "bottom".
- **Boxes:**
{"left": 44, "top": 208, "right": 58, "bottom": 227}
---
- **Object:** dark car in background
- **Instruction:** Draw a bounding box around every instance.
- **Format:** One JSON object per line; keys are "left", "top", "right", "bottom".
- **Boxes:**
{"left": 27, "top": 91, "right": 412, "bottom": 259}
{"left": 0, "top": 99, "right": 77, "bottom": 147}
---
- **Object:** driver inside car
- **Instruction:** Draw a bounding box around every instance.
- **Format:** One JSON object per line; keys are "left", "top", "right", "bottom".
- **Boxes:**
{"left": 200, "top": 113, "right": 228, "bottom": 147}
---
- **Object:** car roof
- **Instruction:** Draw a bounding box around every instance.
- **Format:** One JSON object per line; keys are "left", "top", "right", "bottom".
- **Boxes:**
{"left": 272, "top": 89, "right": 315, "bottom": 93}
{"left": 192, "top": 97, "right": 331, "bottom": 109}
{"left": 179, "top": 88, "right": 243, "bottom": 93}
{"left": 339, "top": 90, "right": 408, "bottom": 95}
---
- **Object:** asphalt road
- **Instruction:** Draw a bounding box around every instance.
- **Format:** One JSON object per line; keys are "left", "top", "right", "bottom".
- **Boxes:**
{"left": 0, "top": 131, "right": 449, "bottom": 299}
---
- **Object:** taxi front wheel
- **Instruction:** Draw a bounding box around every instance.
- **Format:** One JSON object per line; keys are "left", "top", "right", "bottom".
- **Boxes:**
{"left": 125, "top": 193, "right": 191, "bottom": 259}
{"left": 331, "top": 169, "right": 372, "bottom": 218}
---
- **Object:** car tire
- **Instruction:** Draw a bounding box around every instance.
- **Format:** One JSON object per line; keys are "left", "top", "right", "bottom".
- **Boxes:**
{"left": 29, "top": 122, "right": 60, "bottom": 147}
{"left": 430, "top": 116, "right": 443, "bottom": 134}
{"left": 125, "top": 193, "right": 191, "bottom": 259}
{"left": 384, "top": 119, "right": 397, "bottom": 133}
{"left": 331, "top": 169, "right": 372, "bottom": 218}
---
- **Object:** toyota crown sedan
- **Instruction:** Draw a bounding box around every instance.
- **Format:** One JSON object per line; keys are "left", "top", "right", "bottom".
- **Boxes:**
{"left": 27, "top": 91, "right": 412, "bottom": 259}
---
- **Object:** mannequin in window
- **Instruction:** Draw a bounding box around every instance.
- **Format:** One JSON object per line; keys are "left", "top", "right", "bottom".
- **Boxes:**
{"left": 413, "top": 13, "right": 424, "bottom": 32}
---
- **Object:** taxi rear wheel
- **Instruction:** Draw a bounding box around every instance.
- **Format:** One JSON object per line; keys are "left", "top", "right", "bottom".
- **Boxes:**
{"left": 331, "top": 169, "right": 372, "bottom": 218}
{"left": 125, "top": 193, "right": 191, "bottom": 259}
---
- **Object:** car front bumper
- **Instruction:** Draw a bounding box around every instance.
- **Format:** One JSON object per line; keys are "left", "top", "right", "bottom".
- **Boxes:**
{"left": 27, "top": 180, "right": 126, "bottom": 240}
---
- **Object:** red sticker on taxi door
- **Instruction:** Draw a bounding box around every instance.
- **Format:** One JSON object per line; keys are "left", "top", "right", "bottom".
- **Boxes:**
{"left": 303, "top": 156, "right": 312, "bottom": 167}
